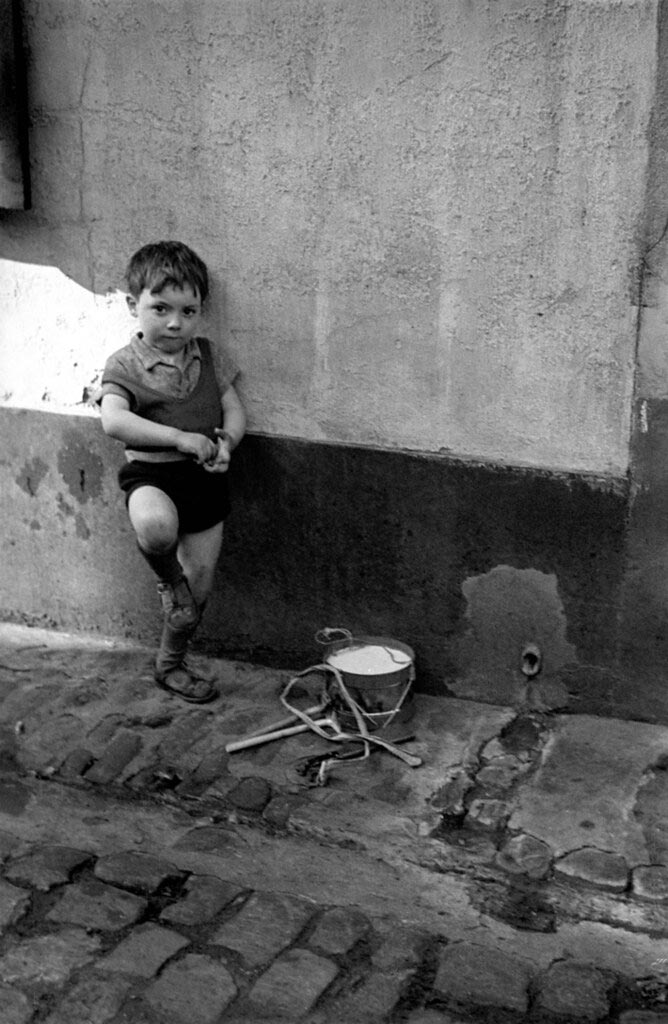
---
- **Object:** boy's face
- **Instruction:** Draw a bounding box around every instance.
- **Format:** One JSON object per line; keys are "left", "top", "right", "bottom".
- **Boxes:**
{"left": 127, "top": 283, "right": 203, "bottom": 355}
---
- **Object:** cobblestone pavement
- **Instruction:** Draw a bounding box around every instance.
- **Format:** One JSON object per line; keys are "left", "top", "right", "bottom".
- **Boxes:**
{"left": 0, "top": 623, "right": 668, "bottom": 1022}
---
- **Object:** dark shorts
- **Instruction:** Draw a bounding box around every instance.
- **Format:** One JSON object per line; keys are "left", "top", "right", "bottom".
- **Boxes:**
{"left": 118, "top": 459, "right": 231, "bottom": 535}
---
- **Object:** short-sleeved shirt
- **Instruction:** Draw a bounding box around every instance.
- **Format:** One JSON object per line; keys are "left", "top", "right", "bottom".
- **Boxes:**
{"left": 99, "top": 333, "right": 239, "bottom": 407}
{"left": 99, "top": 333, "right": 240, "bottom": 464}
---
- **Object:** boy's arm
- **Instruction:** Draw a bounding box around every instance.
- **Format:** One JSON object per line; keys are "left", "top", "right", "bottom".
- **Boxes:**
{"left": 219, "top": 384, "right": 247, "bottom": 450}
{"left": 100, "top": 393, "right": 217, "bottom": 464}
{"left": 205, "top": 385, "right": 247, "bottom": 473}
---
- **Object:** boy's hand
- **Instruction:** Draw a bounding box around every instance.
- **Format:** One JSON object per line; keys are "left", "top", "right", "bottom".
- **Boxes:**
{"left": 203, "top": 430, "right": 232, "bottom": 473}
{"left": 176, "top": 431, "right": 217, "bottom": 465}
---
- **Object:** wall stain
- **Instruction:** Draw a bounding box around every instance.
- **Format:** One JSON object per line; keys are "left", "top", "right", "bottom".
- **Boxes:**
{"left": 15, "top": 457, "right": 48, "bottom": 498}
{"left": 75, "top": 513, "right": 91, "bottom": 540}
{"left": 451, "top": 565, "right": 577, "bottom": 706}
{"left": 57, "top": 494, "right": 74, "bottom": 518}
{"left": 57, "top": 431, "right": 104, "bottom": 505}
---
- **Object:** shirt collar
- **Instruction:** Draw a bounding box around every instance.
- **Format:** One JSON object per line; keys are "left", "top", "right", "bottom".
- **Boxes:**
{"left": 132, "top": 333, "right": 201, "bottom": 371}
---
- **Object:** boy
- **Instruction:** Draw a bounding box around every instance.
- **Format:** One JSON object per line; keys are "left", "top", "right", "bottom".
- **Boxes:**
{"left": 99, "top": 241, "right": 246, "bottom": 703}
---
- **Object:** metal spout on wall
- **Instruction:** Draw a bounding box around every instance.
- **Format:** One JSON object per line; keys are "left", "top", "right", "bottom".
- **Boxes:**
{"left": 521, "top": 644, "right": 543, "bottom": 679}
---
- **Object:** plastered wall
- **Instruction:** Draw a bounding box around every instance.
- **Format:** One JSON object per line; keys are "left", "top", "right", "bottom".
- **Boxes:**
{"left": 1, "top": 0, "right": 665, "bottom": 717}
{"left": 0, "top": 0, "right": 657, "bottom": 476}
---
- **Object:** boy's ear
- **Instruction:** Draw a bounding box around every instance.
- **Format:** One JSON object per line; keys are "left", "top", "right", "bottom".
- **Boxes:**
{"left": 126, "top": 294, "right": 138, "bottom": 317}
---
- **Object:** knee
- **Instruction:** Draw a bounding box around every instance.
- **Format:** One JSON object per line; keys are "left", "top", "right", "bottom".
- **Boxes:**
{"left": 133, "top": 513, "right": 178, "bottom": 553}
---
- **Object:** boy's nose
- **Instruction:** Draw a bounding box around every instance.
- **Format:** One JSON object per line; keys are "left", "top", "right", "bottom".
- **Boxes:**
{"left": 167, "top": 314, "right": 181, "bottom": 330}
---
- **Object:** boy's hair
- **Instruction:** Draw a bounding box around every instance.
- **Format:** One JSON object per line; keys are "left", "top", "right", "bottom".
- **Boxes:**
{"left": 125, "top": 241, "right": 209, "bottom": 302}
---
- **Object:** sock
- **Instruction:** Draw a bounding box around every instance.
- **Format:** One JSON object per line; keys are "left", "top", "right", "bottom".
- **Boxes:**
{"left": 137, "top": 543, "right": 183, "bottom": 585}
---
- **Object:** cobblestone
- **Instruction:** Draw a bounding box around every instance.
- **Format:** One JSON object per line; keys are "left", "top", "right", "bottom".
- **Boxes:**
{"left": 0, "top": 830, "right": 18, "bottom": 861}
{"left": 143, "top": 952, "right": 238, "bottom": 1023}
{"left": 97, "top": 922, "right": 189, "bottom": 977}
{"left": 86, "top": 715, "right": 125, "bottom": 747}
{"left": 83, "top": 730, "right": 143, "bottom": 784}
{"left": 58, "top": 746, "right": 95, "bottom": 778}
{"left": 480, "top": 737, "right": 507, "bottom": 762}
{"left": 172, "top": 824, "right": 240, "bottom": 854}
{"left": 0, "top": 929, "right": 101, "bottom": 984}
{"left": 94, "top": 850, "right": 185, "bottom": 893}
{"left": 125, "top": 763, "right": 180, "bottom": 793}
{"left": 24, "top": 715, "right": 85, "bottom": 773}
{"left": 465, "top": 797, "right": 510, "bottom": 830}
{"left": 43, "top": 973, "right": 132, "bottom": 1024}
{"left": 159, "top": 874, "right": 243, "bottom": 926}
{"left": 555, "top": 847, "right": 630, "bottom": 892}
{"left": 495, "top": 831, "right": 553, "bottom": 878}
{"left": 227, "top": 775, "right": 273, "bottom": 811}
{"left": 4, "top": 845, "right": 92, "bottom": 890}
{"left": 0, "top": 727, "right": 20, "bottom": 772}
{"left": 262, "top": 793, "right": 300, "bottom": 827}
{"left": 535, "top": 961, "right": 613, "bottom": 1020}
{"left": 308, "top": 906, "right": 370, "bottom": 954}
{"left": 245, "top": 948, "right": 338, "bottom": 1018}
{"left": 330, "top": 967, "right": 413, "bottom": 1021}
{"left": 155, "top": 709, "right": 212, "bottom": 762}
{"left": 0, "top": 878, "right": 30, "bottom": 930}
{"left": 46, "top": 878, "right": 147, "bottom": 930}
{"left": 0, "top": 984, "right": 33, "bottom": 1024}
{"left": 176, "top": 745, "right": 230, "bottom": 796}
{"left": 476, "top": 763, "right": 516, "bottom": 789}
{"left": 371, "top": 921, "right": 426, "bottom": 970}
{"left": 433, "top": 942, "right": 532, "bottom": 1013}
{"left": 429, "top": 770, "right": 473, "bottom": 816}
{"left": 633, "top": 865, "right": 668, "bottom": 901}
{"left": 211, "top": 891, "right": 314, "bottom": 966}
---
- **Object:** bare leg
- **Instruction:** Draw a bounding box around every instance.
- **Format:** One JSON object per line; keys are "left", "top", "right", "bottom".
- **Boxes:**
{"left": 128, "top": 487, "right": 219, "bottom": 703}
{"left": 151, "top": 523, "right": 224, "bottom": 703}
{"left": 177, "top": 522, "right": 224, "bottom": 607}
{"left": 128, "top": 486, "right": 197, "bottom": 628}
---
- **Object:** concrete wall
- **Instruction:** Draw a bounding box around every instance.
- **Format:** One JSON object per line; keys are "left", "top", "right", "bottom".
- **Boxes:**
{"left": 624, "top": 0, "right": 668, "bottom": 710}
{"left": 1, "top": 0, "right": 655, "bottom": 471}
{"left": 0, "top": 0, "right": 664, "bottom": 720}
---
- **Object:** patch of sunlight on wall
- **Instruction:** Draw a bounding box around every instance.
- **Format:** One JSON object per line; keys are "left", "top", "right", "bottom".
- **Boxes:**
{"left": 0, "top": 260, "right": 131, "bottom": 415}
